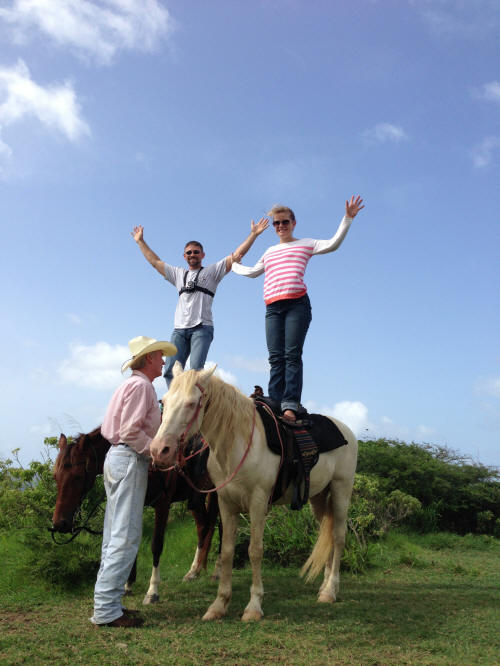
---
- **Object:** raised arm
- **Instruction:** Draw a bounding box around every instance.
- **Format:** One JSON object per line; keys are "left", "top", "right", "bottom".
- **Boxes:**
{"left": 225, "top": 217, "right": 269, "bottom": 272}
{"left": 131, "top": 226, "right": 166, "bottom": 277}
{"left": 314, "top": 195, "right": 365, "bottom": 255}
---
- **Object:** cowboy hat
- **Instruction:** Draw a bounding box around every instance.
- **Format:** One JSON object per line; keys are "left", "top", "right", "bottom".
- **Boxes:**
{"left": 121, "top": 336, "right": 177, "bottom": 373}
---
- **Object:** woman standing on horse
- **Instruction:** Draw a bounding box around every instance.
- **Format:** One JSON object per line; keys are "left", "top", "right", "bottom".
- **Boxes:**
{"left": 232, "top": 195, "right": 364, "bottom": 421}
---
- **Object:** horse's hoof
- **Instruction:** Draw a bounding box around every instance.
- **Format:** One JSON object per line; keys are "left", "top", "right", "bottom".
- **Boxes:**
{"left": 182, "top": 571, "right": 198, "bottom": 582}
{"left": 241, "top": 610, "right": 263, "bottom": 622}
{"left": 317, "top": 593, "right": 335, "bottom": 604}
{"left": 123, "top": 588, "right": 133, "bottom": 596}
{"left": 202, "top": 610, "right": 224, "bottom": 621}
{"left": 142, "top": 594, "right": 159, "bottom": 605}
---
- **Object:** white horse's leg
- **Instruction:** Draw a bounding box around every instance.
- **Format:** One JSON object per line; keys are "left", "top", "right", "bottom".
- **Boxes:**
{"left": 183, "top": 546, "right": 203, "bottom": 581}
{"left": 143, "top": 566, "right": 161, "bottom": 604}
{"left": 202, "top": 509, "right": 238, "bottom": 621}
{"left": 241, "top": 503, "right": 267, "bottom": 622}
{"left": 211, "top": 553, "right": 221, "bottom": 581}
{"left": 317, "top": 480, "right": 352, "bottom": 603}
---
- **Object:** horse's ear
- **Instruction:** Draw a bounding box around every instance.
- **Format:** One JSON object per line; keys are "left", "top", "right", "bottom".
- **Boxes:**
{"left": 199, "top": 364, "right": 217, "bottom": 385}
{"left": 58, "top": 434, "right": 67, "bottom": 449}
{"left": 172, "top": 360, "right": 183, "bottom": 378}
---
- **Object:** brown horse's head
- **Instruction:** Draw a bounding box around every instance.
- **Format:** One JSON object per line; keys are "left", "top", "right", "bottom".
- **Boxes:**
{"left": 51, "top": 428, "right": 109, "bottom": 533}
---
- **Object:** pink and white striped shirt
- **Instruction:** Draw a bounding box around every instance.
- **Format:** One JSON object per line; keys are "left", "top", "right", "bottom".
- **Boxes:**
{"left": 232, "top": 215, "right": 352, "bottom": 304}
{"left": 101, "top": 370, "right": 161, "bottom": 458}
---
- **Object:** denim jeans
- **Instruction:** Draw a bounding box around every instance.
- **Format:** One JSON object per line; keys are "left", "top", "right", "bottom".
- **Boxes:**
{"left": 265, "top": 294, "right": 312, "bottom": 413}
{"left": 91, "top": 445, "right": 149, "bottom": 625}
{"left": 163, "top": 324, "right": 214, "bottom": 387}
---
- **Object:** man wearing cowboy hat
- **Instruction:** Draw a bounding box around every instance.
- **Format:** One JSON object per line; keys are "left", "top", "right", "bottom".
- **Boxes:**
{"left": 131, "top": 220, "right": 268, "bottom": 387}
{"left": 91, "top": 336, "right": 176, "bottom": 628}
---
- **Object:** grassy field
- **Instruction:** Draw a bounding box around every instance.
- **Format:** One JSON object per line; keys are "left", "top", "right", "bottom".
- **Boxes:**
{"left": 1, "top": 519, "right": 499, "bottom": 665}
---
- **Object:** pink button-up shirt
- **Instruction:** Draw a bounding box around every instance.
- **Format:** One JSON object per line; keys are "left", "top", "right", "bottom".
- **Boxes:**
{"left": 101, "top": 370, "right": 161, "bottom": 457}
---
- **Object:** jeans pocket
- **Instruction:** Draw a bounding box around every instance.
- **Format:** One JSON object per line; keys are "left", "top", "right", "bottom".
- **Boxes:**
{"left": 104, "top": 451, "right": 130, "bottom": 485}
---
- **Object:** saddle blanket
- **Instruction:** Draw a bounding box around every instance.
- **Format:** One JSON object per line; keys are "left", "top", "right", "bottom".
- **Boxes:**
{"left": 255, "top": 404, "right": 348, "bottom": 457}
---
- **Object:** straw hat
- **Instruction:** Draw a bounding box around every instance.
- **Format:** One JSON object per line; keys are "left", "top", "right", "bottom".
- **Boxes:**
{"left": 121, "top": 336, "right": 177, "bottom": 373}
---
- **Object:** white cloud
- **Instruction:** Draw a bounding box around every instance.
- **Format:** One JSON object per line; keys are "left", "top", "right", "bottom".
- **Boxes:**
{"left": 66, "top": 313, "right": 82, "bottom": 324}
{"left": 0, "top": 59, "right": 90, "bottom": 160}
{"left": 328, "top": 400, "right": 370, "bottom": 435}
{"left": 414, "top": 0, "right": 500, "bottom": 39}
{"left": 471, "top": 136, "right": 500, "bottom": 168}
{"left": 0, "top": 0, "right": 174, "bottom": 65}
{"left": 476, "top": 376, "right": 500, "bottom": 398}
{"left": 228, "top": 355, "right": 269, "bottom": 373}
{"left": 417, "top": 424, "right": 436, "bottom": 438}
{"left": 474, "top": 80, "right": 500, "bottom": 104}
{"left": 58, "top": 340, "right": 128, "bottom": 390}
{"left": 362, "top": 123, "right": 409, "bottom": 144}
{"left": 204, "top": 360, "right": 238, "bottom": 386}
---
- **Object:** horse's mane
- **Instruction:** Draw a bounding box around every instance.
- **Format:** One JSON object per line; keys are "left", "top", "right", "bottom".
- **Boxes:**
{"left": 53, "top": 426, "right": 104, "bottom": 475}
{"left": 171, "top": 370, "right": 255, "bottom": 455}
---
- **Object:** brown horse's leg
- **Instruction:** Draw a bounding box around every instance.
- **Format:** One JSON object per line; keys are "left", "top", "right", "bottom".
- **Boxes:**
{"left": 184, "top": 491, "right": 219, "bottom": 581}
{"left": 143, "top": 497, "right": 171, "bottom": 604}
{"left": 124, "top": 557, "right": 137, "bottom": 595}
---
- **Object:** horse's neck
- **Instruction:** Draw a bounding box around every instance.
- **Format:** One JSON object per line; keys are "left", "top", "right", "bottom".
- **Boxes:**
{"left": 88, "top": 433, "right": 111, "bottom": 471}
{"left": 201, "top": 382, "right": 253, "bottom": 463}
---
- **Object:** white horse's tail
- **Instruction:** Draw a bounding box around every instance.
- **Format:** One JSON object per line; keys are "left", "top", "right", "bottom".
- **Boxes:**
{"left": 300, "top": 501, "right": 334, "bottom": 582}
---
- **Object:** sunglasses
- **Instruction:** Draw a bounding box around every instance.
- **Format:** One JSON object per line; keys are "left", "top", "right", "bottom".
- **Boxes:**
{"left": 273, "top": 220, "right": 291, "bottom": 227}
{"left": 185, "top": 249, "right": 201, "bottom": 255}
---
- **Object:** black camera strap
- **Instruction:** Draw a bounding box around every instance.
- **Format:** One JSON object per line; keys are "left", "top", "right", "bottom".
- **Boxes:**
{"left": 179, "top": 268, "right": 215, "bottom": 297}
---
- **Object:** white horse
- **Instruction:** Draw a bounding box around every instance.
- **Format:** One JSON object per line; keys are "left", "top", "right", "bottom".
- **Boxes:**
{"left": 150, "top": 364, "right": 358, "bottom": 622}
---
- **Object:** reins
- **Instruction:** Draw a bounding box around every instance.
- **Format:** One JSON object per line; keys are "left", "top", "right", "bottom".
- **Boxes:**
{"left": 49, "top": 440, "right": 105, "bottom": 545}
{"left": 154, "top": 382, "right": 257, "bottom": 494}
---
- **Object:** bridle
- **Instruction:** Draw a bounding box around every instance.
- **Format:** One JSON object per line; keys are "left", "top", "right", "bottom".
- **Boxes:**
{"left": 155, "top": 381, "right": 257, "bottom": 494}
{"left": 49, "top": 440, "right": 106, "bottom": 544}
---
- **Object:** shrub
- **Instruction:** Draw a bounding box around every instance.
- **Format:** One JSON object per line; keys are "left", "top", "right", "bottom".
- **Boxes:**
{"left": 0, "top": 439, "right": 103, "bottom": 587}
{"left": 357, "top": 439, "right": 500, "bottom": 534}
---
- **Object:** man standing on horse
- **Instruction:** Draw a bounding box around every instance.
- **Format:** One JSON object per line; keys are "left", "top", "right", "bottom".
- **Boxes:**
{"left": 91, "top": 335, "right": 176, "bottom": 628}
{"left": 132, "top": 221, "right": 268, "bottom": 387}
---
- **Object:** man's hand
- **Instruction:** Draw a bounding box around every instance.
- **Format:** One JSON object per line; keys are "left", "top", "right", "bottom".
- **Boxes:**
{"left": 131, "top": 225, "right": 144, "bottom": 243}
{"left": 345, "top": 195, "right": 365, "bottom": 219}
{"left": 251, "top": 217, "right": 269, "bottom": 236}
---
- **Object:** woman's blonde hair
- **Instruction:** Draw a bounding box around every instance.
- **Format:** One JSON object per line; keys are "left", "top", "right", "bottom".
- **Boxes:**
{"left": 267, "top": 204, "right": 296, "bottom": 221}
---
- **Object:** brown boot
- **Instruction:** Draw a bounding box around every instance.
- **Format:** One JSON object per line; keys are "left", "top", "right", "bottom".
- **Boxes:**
{"left": 96, "top": 613, "right": 144, "bottom": 628}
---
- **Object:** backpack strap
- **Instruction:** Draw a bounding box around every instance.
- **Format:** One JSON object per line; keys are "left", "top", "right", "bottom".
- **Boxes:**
{"left": 178, "top": 268, "right": 215, "bottom": 298}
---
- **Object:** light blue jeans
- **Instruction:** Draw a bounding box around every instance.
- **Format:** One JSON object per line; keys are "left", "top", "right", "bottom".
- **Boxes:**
{"left": 163, "top": 324, "right": 214, "bottom": 387}
{"left": 91, "top": 445, "right": 149, "bottom": 625}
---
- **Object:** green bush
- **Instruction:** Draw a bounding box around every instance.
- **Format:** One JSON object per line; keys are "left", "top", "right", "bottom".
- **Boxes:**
{"left": 357, "top": 439, "right": 500, "bottom": 534}
{"left": 234, "top": 474, "right": 421, "bottom": 574}
{"left": 0, "top": 439, "right": 104, "bottom": 587}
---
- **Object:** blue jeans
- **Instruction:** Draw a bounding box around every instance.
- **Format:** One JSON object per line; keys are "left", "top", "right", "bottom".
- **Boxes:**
{"left": 163, "top": 324, "right": 214, "bottom": 387}
{"left": 265, "top": 294, "right": 312, "bottom": 413}
{"left": 91, "top": 445, "right": 149, "bottom": 625}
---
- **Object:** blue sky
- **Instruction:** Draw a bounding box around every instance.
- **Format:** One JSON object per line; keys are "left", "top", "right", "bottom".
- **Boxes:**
{"left": 0, "top": 0, "right": 498, "bottom": 468}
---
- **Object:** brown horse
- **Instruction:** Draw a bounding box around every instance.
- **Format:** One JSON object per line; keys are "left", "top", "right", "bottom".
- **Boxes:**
{"left": 52, "top": 427, "right": 220, "bottom": 604}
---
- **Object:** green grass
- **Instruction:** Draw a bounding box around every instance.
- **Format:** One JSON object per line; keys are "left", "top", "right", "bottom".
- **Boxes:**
{"left": 1, "top": 522, "right": 499, "bottom": 665}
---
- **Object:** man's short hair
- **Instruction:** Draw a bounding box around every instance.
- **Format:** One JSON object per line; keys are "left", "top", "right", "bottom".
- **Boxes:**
{"left": 130, "top": 354, "right": 148, "bottom": 371}
{"left": 267, "top": 204, "right": 296, "bottom": 221}
{"left": 184, "top": 240, "right": 204, "bottom": 252}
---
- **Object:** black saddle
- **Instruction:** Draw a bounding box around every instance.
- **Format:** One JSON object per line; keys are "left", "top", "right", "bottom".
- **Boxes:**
{"left": 254, "top": 399, "right": 348, "bottom": 510}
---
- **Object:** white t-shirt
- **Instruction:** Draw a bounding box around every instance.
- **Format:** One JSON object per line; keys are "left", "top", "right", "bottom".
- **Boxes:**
{"left": 163, "top": 258, "right": 227, "bottom": 329}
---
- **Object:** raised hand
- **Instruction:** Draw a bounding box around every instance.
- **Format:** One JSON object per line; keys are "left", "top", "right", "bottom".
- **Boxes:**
{"left": 251, "top": 217, "right": 269, "bottom": 236}
{"left": 131, "top": 225, "right": 144, "bottom": 243}
{"left": 345, "top": 195, "right": 365, "bottom": 219}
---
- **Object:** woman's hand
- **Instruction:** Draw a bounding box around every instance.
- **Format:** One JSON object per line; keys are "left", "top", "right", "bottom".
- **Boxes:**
{"left": 131, "top": 225, "right": 144, "bottom": 243}
{"left": 345, "top": 195, "right": 365, "bottom": 219}
{"left": 251, "top": 217, "right": 269, "bottom": 236}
